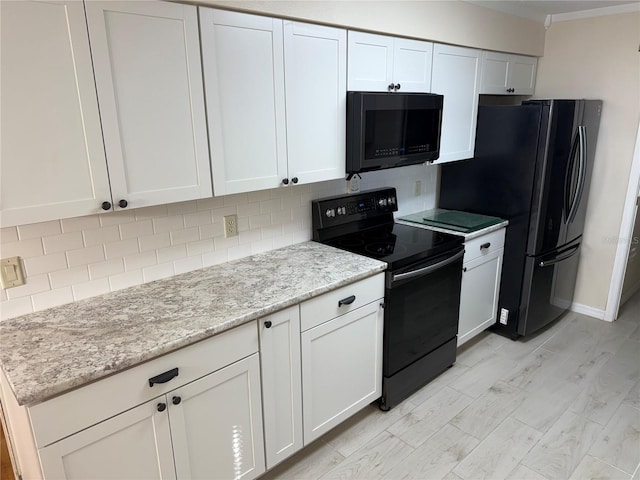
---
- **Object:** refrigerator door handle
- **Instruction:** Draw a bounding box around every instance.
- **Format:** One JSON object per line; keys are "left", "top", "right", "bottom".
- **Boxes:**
{"left": 538, "top": 243, "right": 580, "bottom": 268}
{"left": 567, "top": 126, "right": 587, "bottom": 224}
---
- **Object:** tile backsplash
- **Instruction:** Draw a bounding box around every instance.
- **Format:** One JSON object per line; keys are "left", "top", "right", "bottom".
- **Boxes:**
{"left": 0, "top": 164, "right": 437, "bottom": 321}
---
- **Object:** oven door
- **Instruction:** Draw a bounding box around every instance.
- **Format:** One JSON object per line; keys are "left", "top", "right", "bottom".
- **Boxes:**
{"left": 383, "top": 247, "right": 464, "bottom": 377}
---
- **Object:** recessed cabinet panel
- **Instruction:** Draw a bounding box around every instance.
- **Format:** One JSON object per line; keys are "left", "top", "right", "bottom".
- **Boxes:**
{"left": 200, "top": 9, "right": 287, "bottom": 195}
{"left": 284, "top": 22, "right": 346, "bottom": 185}
{"left": 431, "top": 44, "right": 482, "bottom": 163}
{"left": 85, "top": 1, "right": 211, "bottom": 209}
{"left": 347, "top": 31, "right": 394, "bottom": 91}
{"left": 392, "top": 38, "right": 433, "bottom": 93}
{"left": 480, "top": 51, "right": 537, "bottom": 95}
{"left": 0, "top": 0, "right": 111, "bottom": 227}
{"left": 510, "top": 58, "right": 537, "bottom": 94}
{"left": 39, "top": 399, "right": 175, "bottom": 480}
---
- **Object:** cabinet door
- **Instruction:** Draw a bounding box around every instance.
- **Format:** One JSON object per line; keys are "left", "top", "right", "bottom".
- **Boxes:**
{"left": 431, "top": 44, "right": 482, "bottom": 163}
{"left": 284, "top": 22, "right": 346, "bottom": 185}
{"left": 347, "top": 31, "right": 394, "bottom": 91}
{"left": 39, "top": 399, "right": 175, "bottom": 479}
{"left": 0, "top": 0, "right": 111, "bottom": 227}
{"left": 392, "top": 38, "right": 433, "bottom": 93}
{"left": 259, "top": 307, "right": 303, "bottom": 469}
{"left": 458, "top": 248, "right": 504, "bottom": 346}
{"left": 479, "top": 51, "right": 510, "bottom": 94}
{"left": 169, "top": 353, "right": 266, "bottom": 480}
{"left": 200, "top": 9, "right": 287, "bottom": 195}
{"left": 301, "top": 301, "right": 383, "bottom": 443}
{"left": 508, "top": 54, "right": 537, "bottom": 95}
{"left": 85, "top": 2, "right": 211, "bottom": 210}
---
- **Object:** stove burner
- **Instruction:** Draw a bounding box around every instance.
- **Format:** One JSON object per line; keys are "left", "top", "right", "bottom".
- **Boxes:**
{"left": 365, "top": 242, "right": 406, "bottom": 256}
{"left": 362, "top": 229, "right": 392, "bottom": 241}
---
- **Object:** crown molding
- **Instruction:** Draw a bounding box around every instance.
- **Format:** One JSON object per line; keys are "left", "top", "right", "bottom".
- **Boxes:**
{"left": 549, "top": 2, "right": 640, "bottom": 23}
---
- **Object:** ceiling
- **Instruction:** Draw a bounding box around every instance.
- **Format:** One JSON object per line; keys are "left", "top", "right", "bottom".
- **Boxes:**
{"left": 469, "top": 0, "right": 639, "bottom": 23}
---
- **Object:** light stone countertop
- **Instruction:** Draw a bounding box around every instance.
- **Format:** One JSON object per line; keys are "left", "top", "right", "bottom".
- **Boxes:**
{"left": 0, "top": 242, "right": 386, "bottom": 406}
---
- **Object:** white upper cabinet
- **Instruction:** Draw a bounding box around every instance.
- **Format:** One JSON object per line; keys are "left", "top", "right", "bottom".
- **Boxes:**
{"left": 479, "top": 51, "right": 537, "bottom": 95}
{"left": 284, "top": 22, "right": 346, "bottom": 185}
{"left": 347, "top": 31, "right": 433, "bottom": 92}
{"left": 431, "top": 44, "right": 482, "bottom": 164}
{"left": 85, "top": 1, "right": 211, "bottom": 210}
{"left": 200, "top": 9, "right": 346, "bottom": 195}
{"left": 0, "top": 0, "right": 112, "bottom": 227}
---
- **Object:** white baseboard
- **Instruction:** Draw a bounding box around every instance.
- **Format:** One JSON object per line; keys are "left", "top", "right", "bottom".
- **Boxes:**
{"left": 620, "top": 280, "right": 640, "bottom": 307}
{"left": 570, "top": 302, "right": 607, "bottom": 321}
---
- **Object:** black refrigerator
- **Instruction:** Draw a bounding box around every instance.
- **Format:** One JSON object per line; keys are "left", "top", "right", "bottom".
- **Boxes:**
{"left": 440, "top": 99, "right": 602, "bottom": 338}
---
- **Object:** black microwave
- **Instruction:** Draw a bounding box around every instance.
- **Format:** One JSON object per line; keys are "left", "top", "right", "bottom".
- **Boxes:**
{"left": 346, "top": 91, "right": 443, "bottom": 174}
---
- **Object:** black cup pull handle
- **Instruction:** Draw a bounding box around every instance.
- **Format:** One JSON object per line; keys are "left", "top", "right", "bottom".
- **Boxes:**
{"left": 172, "top": 396, "right": 182, "bottom": 405}
{"left": 388, "top": 83, "right": 395, "bottom": 91}
{"left": 480, "top": 242, "right": 491, "bottom": 250}
{"left": 101, "top": 201, "right": 112, "bottom": 211}
{"left": 149, "top": 367, "right": 179, "bottom": 387}
{"left": 157, "top": 402, "right": 167, "bottom": 412}
{"left": 264, "top": 320, "right": 272, "bottom": 328}
{"left": 338, "top": 295, "right": 356, "bottom": 307}
{"left": 118, "top": 199, "right": 128, "bottom": 208}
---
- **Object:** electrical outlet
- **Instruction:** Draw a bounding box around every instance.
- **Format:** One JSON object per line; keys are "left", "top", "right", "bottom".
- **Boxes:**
{"left": 414, "top": 180, "right": 422, "bottom": 196}
{"left": 1, "top": 256, "right": 25, "bottom": 288}
{"left": 224, "top": 214, "right": 238, "bottom": 238}
{"left": 499, "top": 308, "right": 509, "bottom": 325}
{"left": 348, "top": 175, "right": 360, "bottom": 193}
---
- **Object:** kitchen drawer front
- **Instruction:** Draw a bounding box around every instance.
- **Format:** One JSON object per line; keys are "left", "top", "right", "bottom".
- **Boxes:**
{"left": 464, "top": 228, "right": 506, "bottom": 264}
{"left": 300, "top": 273, "right": 384, "bottom": 332}
{"left": 29, "top": 322, "right": 258, "bottom": 448}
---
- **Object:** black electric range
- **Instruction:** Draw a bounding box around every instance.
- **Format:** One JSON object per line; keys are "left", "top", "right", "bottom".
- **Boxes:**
{"left": 312, "top": 187, "right": 464, "bottom": 410}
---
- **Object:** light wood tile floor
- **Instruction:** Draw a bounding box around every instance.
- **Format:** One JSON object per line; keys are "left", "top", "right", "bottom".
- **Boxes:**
{"left": 261, "top": 291, "right": 640, "bottom": 480}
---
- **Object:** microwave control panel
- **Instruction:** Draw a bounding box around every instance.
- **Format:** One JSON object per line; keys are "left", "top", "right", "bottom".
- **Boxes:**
{"left": 311, "top": 188, "right": 398, "bottom": 230}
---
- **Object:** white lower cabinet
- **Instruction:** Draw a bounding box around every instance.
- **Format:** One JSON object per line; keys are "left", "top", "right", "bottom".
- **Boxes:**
{"left": 458, "top": 228, "right": 506, "bottom": 346}
{"left": 301, "top": 300, "right": 384, "bottom": 443}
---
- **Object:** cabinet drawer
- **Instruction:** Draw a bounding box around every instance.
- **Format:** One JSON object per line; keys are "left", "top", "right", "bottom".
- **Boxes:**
{"left": 300, "top": 273, "right": 384, "bottom": 332}
{"left": 29, "top": 322, "right": 258, "bottom": 448}
{"left": 464, "top": 228, "right": 506, "bottom": 264}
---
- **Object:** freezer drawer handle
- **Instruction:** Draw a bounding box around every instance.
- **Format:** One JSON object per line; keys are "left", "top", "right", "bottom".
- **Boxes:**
{"left": 539, "top": 244, "right": 580, "bottom": 268}
{"left": 480, "top": 242, "right": 491, "bottom": 250}
{"left": 148, "top": 368, "right": 179, "bottom": 387}
{"left": 338, "top": 295, "right": 356, "bottom": 307}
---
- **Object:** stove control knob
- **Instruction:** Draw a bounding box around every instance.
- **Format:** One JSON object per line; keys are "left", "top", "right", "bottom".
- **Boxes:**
{"left": 325, "top": 208, "right": 335, "bottom": 218}
{"left": 337, "top": 206, "right": 345, "bottom": 215}
{"left": 388, "top": 196, "right": 396, "bottom": 205}
{"left": 378, "top": 198, "right": 387, "bottom": 207}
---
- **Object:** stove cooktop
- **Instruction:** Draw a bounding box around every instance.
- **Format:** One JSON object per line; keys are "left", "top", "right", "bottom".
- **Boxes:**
{"left": 325, "top": 222, "right": 463, "bottom": 270}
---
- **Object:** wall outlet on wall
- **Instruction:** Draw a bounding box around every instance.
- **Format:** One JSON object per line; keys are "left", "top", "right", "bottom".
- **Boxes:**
{"left": 224, "top": 214, "right": 238, "bottom": 238}
{"left": 499, "top": 308, "right": 509, "bottom": 325}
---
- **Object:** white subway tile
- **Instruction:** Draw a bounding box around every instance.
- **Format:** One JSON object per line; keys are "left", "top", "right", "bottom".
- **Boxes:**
{"left": 32, "top": 287, "right": 73, "bottom": 311}
{"left": 248, "top": 190, "right": 271, "bottom": 203}
{"left": 184, "top": 211, "right": 212, "bottom": 228}
{"left": 139, "top": 232, "right": 171, "bottom": 252}
{"left": 196, "top": 197, "right": 224, "bottom": 211}
{"left": 124, "top": 251, "right": 157, "bottom": 271}
{"left": 237, "top": 218, "right": 249, "bottom": 232}
{"left": 83, "top": 225, "right": 121, "bottom": 247}
{"left": 186, "top": 239, "right": 214, "bottom": 256}
{"left": 0, "top": 287, "right": 6, "bottom": 302}
{"left": 199, "top": 223, "right": 224, "bottom": 240}
{"left": 23, "top": 253, "right": 68, "bottom": 276}
{"left": 238, "top": 229, "right": 262, "bottom": 245}
{"left": 251, "top": 238, "right": 273, "bottom": 255}
{"left": 89, "top": 258, "right": 124, "bottom": 279}
{"left": 49, "top": 266, "right": 90, "bottom": 289}
{"left": 17, "top": 220, "right": 61, "bottom": 240}
{"left": 157, "top": 244, "right": 186, "bottom": 264}
{"left": 237, "top": 202, "right": 260, "bottom": 218}
{"left": 293, "top": 230, "right": 311, "bottom": 243}
{"left": 260, "top": 198, "right": 282, "bottom": 214}
{"left": 153, "top": 215, "right": 184, "bottom": 234}
{"left": 262, "top": 225, "right": 283, "bottom": 240}
{"left": 5, "top": 274, "right": 50, "bottom": 300}
{"left": 223, "top": 193, "right": 248, "bottom": 206}
{"left": 109, "top": 270, "right": 144, "bottom": 292}
{"left": 0, "top": 297, "right": 34, "bottom": 321}
{"left": 214, "top": 235, "right": 239, "bottom": 250}
{"left": 72, "top": 278, "right": 111, "bottom": 301}
{"left": 171, "top": 227, "right": 199, "bottom": 246}
{"left": 249, "top": 213, "right": 271, "bottom": 229}
{"left": 143, "top": 262, "right": 175, "bottom": 283}
{"left": 290, "top": 205, "right": 309, "bottom": 221}
{"left": 228, "top": 244, "right": 252, "bottom": 261}
{"left": 134, "top": 205, "right": 168, "bottom": 221}
{"left": 174, "top": 256, "right": 203, "bottom": 275}
{"left": 212, "top": 206, "right": 237, "bottom": 220}
{"left": 271, "top": 210, "right": 292, "bottom": 225}
{"left": 104, "top": 238, "right": 139, "bottom": 259}
{"left": 100, "top": 210, "right": 135, "bottom": 227}
{"left": 43, "top": 231, "right": 84, "bottom": 254}
{"left": 272, "top": 234, "right": 294, "bottom": 249}
{"left": 61, "top": 216, "right": 100, "bottom": 233}
{"left": 282, "top": 194, "right": 302, "bottom": 209}
{"left": 0, "top": 227, "right": 19, "bottom": 244}
{"left": 67, "top": 245, "right": 105, "bottom": 267}
{"left": 0, "top": 238, "right": 44, "bottom": 259}
{"left": 167, "top": 201, "right": 197, "bottom": 216}
{"left": 120, "top": 219, "right": 153, "bottom": 240}
{"left": 202, "top": 250, "right": 228, "bottom": 267}
{"left": 282, "top": 220, "right": 304, "bottom": 235}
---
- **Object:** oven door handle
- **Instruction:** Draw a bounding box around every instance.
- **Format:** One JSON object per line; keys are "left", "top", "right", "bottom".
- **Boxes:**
{"left": 390, "top": 249, "right": 464, "bottom": 285}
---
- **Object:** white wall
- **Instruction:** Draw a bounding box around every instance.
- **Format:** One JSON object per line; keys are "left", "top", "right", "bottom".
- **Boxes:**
{"left": 196, "top": 0, "right": 546, "bottom": 56}
{"left": 535, "top": 12, "right": 640, "bottom": 313}
{"left": 0, "top": 166, "right": 437, "bottom": 321}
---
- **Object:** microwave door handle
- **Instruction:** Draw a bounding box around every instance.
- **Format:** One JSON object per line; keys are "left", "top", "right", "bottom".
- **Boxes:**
{"left": 568, "top": 126, "right": 587, "bottom": 224}
{"left": 390, "top": 249, "right": 464, "bottom": 285}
